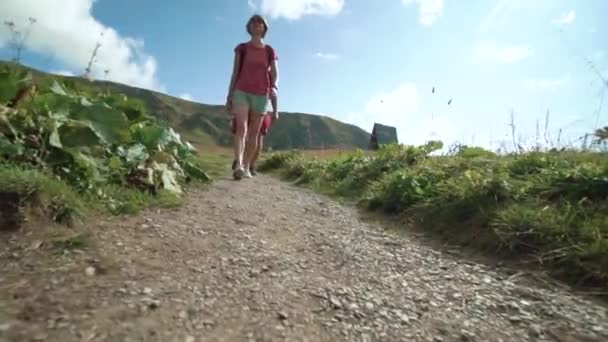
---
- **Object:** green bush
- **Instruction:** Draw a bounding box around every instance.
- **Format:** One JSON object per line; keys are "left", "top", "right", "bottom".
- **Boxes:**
{"left": 453, "top": 145, "right": 497, "bottom": 159}
{"left": 0, "top": 65, "right": 209, "bottom": 222}
{"left": 257, "top": 149, "right": 303, "bottom": 171}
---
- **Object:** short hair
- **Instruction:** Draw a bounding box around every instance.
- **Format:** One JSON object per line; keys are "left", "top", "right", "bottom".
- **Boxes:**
{"left": 246, "top": 14, "right": 269, "bottom": 38}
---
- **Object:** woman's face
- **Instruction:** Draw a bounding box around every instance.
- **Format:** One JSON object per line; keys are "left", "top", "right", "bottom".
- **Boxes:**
{"left": 249, "top": 17, "right": 266, "bottom": 36}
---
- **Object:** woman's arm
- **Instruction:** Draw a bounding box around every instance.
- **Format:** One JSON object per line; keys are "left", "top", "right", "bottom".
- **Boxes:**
{"left": 269, "top": 60, "right": 279, "bottom": 119}
{"left": 269, "top": 59, "right": 279, "bottom": 90}
{"left": 270, "top": 90, "right": 278, "bottom": 120}
{"left": 226, "top": 51, "right": 241, "bottom": 105}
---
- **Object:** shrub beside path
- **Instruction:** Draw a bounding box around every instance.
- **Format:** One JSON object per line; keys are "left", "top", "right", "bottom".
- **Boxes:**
{"left": 1, "top": 173, "right": 607, "bottom": 341}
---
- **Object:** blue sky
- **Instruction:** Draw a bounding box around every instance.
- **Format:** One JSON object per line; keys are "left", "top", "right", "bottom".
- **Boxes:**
{"left": 1, "top": 0, "right": 606, "bottom": 150}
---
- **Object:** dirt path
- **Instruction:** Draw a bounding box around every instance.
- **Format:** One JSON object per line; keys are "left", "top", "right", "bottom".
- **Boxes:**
{"left": 1, "top": 174, "right": 607, "bottom": 342}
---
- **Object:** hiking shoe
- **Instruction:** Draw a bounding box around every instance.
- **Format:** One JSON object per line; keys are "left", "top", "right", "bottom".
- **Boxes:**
{"left": 244, "top": 168, "right": 253, "bottom": 178}
{"left": 250, "top": 168, "right": 257, "bottom": 176}
{"left": 233, "top": 167, "right": 245, "bottom": 180}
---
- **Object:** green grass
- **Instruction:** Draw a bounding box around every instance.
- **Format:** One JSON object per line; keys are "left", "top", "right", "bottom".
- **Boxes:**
{"left": 0, "top": 163, "right": 86, "bottom": 225}
{"left": 194, "top": 145, "right": 233, "bottom": 178}
{"left": 99, "top": 184, "right": 182, "bottom": 215}
{"left": 259, "top": 144, "right": 608, "bottom": 290}
{"left": 0, "top": 145, "right": 229, "bottom": 225}
{"left": 0, "top": 162, "right": 187, "bottom": 226}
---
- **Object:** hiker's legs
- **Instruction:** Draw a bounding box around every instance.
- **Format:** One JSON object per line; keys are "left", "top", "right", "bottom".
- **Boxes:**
{"left": 231, "top": 116, "right": 238, "bottom": 169}
{"left": 242, "top": 94, "right": 269, "bottom": 175}
{"left": 232, "top": 112, "right": 252, "bottom": 170}
{"left": 232, "top": 107, "right": 248, "bottom": 168}
{"left": 251, "top": 134, "right": 264, "bottom": 172}
{"left": 231, "top": 91, "right": 250, "bottom": 172}
{"left": 251, "top": 113, "right": 272, "bottom": 171}
{"left": 243, "top": 112, "right": 264, "bottom": 172}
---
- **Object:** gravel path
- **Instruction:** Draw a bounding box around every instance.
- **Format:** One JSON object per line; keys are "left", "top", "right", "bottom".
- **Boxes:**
{"left": 1, "top": 174, "right": 607, "bottom": 342}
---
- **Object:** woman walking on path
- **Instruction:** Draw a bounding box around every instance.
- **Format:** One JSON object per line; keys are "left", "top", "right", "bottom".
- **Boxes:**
{"left": 226, "top": 14, "right": 279, "bottom": 180}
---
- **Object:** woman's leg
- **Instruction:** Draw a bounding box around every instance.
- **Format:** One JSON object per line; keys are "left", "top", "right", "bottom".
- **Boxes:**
{"left": 233, "top": 106, "right": 248, "bottom": 166}
{"left": 231, "top": 116, "right": 238, "bottom": 170}
{"left": 250, "top": 113, "right": 271, "bottom": 173}
{"left": 242, "top": 112, "right": 264, "bottom": 175}
{"left": 242, "top": 94, "right": 270, "bottom": 176}
{"left": 250, "top": 134, "right": 264, "bottom": 173}
{"left": 230, "top": 91, "right": 250, "bottom": 178}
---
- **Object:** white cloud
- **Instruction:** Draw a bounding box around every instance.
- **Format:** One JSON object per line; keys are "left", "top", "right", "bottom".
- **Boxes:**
{"left": 0, "top": 0, "right": 162, "bottom": 91}
{"left": 402, "top": 0, "right": 444, "bottom": 26}
{"left": 525, "top": 74, "right": 571, "bottom": 90}
{"left": 179, "top": 93, "right": 194, "bottom": 101}
{"left": 345, "top": 82, "right": 460, "bottom": 147}
{"left": 479, "top": 0, "right": 549, "bottom": 33}
{"left": 552, "top": 10, "right": 575, "bottom": 25}
{"left": 50, "top": 70, "right": 76, "bottom": 77}
{"left": 474, "top": 41, "right": 533, "bottom": 64}
{"left": 479, "top": 0, "right": 511, "bottom": 32}
{"left": 314, "top": 52, "right": 339, "bottom": 61}
{"left": 247, "top": 0, "right": 257, "bottom": 11}
{"left": 252, "top": 0, "right": 345, "bottom": 20}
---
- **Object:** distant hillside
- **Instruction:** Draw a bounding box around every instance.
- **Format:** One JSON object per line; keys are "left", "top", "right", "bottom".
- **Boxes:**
{"left": 0, "top": 61, "right": 371, "bottom": 150}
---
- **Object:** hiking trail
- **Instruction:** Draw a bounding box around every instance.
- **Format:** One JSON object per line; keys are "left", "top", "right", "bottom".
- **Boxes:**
{"left": 1, "top": 173, "right": 607, "bottom": 342}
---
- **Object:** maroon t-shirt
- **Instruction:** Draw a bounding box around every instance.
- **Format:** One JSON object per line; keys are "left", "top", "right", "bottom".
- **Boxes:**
{"left": 234, "top": 42, "right": 278, "bottom": 96}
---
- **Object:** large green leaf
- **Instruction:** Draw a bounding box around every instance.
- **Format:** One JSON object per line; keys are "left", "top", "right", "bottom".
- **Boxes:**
{"left": 164, "top": 128, "right": 183, "bottom": 146}
{"left": 58, "top": 121, "right": 102, "bottom": 147}
{"left": 108, "top": 156, "right": 122, "bottom": 172}
{"left": 49, "top": 128, "right": 62, "bottom": 148}
{"left": 103, "top": 94, "right": 149, "bottom": 122}
{"left": 46, "top": 118, "right": 63, "bottom": 148}
{"left": 72, "top": 151, "right": 103, "bottom": 183}
{"left": 0, "top": 110, "right": 18, "bottom": 138}
{"left": 150, "top": 150, "right": 176, "bottom": 165}
{"left": 50, "top": 80, "right": 69, "bottom": 96}
{"left": 69, "top": 102, "right": 131, "bottom": 145}
{"left": 151, "top": 162, "right": 183, "bottom": 194}
{"left": 0, "top": 135, "right": 24, "bottom": 158}
{"left": 182, "top": 160, "right": 210, "bottom": 181}
{"left": 0, "top": 72, "right": 19, "bottom": 105}
{"left": 30, "top": 92, "right": 72, "bottom": 118}
{"left": 0, "top": 63, "right": 210, "bottom": 200}
{"left": 0, "top": 68, "right": 31, "bottom": 104}
{"left": 173, "top": 142, "right": 195, "bottom": 160}
{"left": 131, "top": 124, "right": 166, "bottom": 150}
{"left": 125, "top": 144, "right": 149, "bottom": 165}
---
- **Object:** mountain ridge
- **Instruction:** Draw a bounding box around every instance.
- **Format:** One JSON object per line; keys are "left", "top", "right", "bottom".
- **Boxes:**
{"left": 1, "top": 60, "right": 372, "bottom": 150}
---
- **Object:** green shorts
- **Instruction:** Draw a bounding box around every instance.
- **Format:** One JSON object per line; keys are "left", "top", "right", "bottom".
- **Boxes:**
{"left": 232, "top": 89, "right": 271, "bottom": 114}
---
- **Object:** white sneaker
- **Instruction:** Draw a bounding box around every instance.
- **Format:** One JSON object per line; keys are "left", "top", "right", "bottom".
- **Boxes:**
{"left": 244, "top": 168, "right": 252, "bottom": 178}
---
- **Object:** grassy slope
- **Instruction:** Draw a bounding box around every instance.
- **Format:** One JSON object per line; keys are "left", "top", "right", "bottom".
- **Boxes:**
{"left": 258, "top": 145, "right": 608, "bottom": 292}
{"left": 0, "top": 61, "right": 372, "bottom": 151}
{"left": 0, "top": 62, "right": 230, "bottom": 228}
